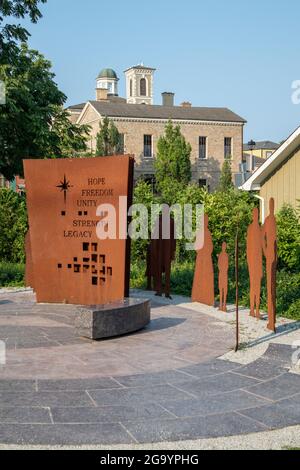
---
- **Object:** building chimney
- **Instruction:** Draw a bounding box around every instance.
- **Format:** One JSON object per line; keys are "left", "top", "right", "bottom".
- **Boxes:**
{"left": 96, "top": 88, "right": 109, "bottom": 101}
{"left": 162, "top": 92, "right": 175, "bottom": 107}
{"left": 181, "top": 101, "right": 192, "bottom": 108}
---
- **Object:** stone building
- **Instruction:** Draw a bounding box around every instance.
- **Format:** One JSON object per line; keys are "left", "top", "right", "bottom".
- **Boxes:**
{"left": 68, "top": 65, "right": 246, "bottom": 191}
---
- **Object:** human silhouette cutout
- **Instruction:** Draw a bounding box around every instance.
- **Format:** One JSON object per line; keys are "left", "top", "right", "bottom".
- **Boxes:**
{"left": 247, "top": 207, "right": 263, "bottom": 319}
{"left": 192, "top": 214, "right": 214, "bottom": 306}
{"left": 262, "top": 198, "right": 277, "bottom": 332}
{"left": 25, "top": 230, "right": 35, "bottom": 289}
{"left": 146, "top": 211, "right": 176, "bottom": 299}
{"left": 218, "top": 242, "right": 229, "bottom": 312}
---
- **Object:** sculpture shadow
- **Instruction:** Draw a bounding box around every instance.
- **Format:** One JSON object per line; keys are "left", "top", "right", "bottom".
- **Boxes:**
{"left": 0, "top": 300, "right": 14, "bottom": 305}
{"left": 136, "top": 317, "right": 186, "bottom": 334}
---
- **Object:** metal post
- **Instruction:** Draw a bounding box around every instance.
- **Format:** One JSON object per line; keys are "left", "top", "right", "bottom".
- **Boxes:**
{"left": 235, "top": 229, "right": 239, "bottom": 352}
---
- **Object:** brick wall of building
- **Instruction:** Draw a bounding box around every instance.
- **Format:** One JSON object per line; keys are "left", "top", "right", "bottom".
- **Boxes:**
{"left": 78, "top": 104, "right": 244, "bottom": 191}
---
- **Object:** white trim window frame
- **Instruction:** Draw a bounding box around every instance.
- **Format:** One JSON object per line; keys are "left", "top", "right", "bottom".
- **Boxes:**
{"left": 224, "top": 137, "right": 233, "bottom": 159}
{"left": 143, "top": 134, "right": 153, "bottom": 158}
{"left": 199, "top": 136, "right": 207, "bottom": 159}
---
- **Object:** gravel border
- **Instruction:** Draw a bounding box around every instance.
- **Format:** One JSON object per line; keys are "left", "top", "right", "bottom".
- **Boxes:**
{"left": 0, "top": 425, "right": 299, "bottom": 450}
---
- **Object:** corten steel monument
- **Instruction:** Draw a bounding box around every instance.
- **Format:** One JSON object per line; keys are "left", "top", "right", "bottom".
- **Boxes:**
{"left": 192, "top": 214, "right": 215, "bottom": 306}
{"left": 24, "top": 156, "right": 134, "bottom": 305}
{"left": 262, "top": 198, "right": 277, "bottom": 332}
{"left": 146, "top": 212, "right": 176, "bottom": 298}
{"left": 247, "top": 207, "right": 263, "bottom": 319}
{"left": 24, "top": 156, "right": 150, "bottom": 339}
{"left": 218, "top": 242, "right": 229, "bottom": 312}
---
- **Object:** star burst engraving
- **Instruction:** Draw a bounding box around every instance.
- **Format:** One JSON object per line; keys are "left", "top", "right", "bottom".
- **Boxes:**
{"left": 56, "top": 174, "right": 73, "bottom": 203}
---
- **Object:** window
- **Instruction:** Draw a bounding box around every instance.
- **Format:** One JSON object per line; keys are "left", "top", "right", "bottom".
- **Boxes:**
{"left": 199, "top": 179, "right": 207, "bottom": 189}
{"left": 118, "top": 133, "right": 125, "bottom": 154}
{"left": 130, "top": 79, "right": 133, "bottom": 97}
{"left": 140, "top": 78, "right": 147, "bottom": 96}
{"left": 144, "top": 135, "right": 152, "bottom": 157}
{"left": 144, "top": 175, "right": 156, "bottom": 192}
{"left": 224, "top": 137, "right": 232, "bottom": 159}
{"left": 199, "top": 137, "right": 207, "bottom": 159}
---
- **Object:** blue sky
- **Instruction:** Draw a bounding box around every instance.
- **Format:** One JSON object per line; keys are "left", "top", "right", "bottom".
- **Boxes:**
{"left": 21, "top": 0, "right": 300, "bottom": 143}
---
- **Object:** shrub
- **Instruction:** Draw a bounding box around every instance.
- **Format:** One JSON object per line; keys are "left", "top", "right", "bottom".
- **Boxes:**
{"left": 277, "top": 205, "right": 300, "bottom": 272}
{"left": 0, "top": 189, "right": 28, "bottom": 263}
{"left": 0, "top": 262, "right": 25, "bottom": 287}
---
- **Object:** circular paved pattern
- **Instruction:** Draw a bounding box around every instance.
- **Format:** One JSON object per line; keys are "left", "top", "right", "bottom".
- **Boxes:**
{"left": 0, "top": 291, "right": 299, "bottom": 445}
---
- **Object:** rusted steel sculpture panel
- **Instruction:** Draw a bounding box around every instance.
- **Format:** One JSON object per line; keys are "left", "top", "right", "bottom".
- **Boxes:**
{"left": 262, "top": 198, "right": 277, "bottom": 332}
{"left": 247, "top": 207, "right": 263, "bottom": 319}
{"left": 146, "top": 211, "right": 176, "bottom": 298}
{"left": 218, "top": 242, "right": 229, "bottom": 312}
{"left": 25, "top": 230, "right": 35, "bottom": 289}
{"left": 24, "top": 156, "right": 134, "bottom": 305}
{"left": 192, "top": 214, "right": 215, "bottom": 306}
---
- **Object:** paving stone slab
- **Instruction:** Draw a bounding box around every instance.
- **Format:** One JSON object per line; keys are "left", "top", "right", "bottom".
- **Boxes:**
{"left": 0, "top": 423, "right": 134, "bottom": 445}
{"left": 264, "top": 343, "right": 295, "bottom": 365}
{"left": 0, "top": 391, "right": 94, "bottom": 408}
{"left": 239, "top": 394, "right": 300, "bottom": 428}
{"left": 51, "top": 403, "right": 172, "bottom": 424}
{"left": 245, "top": 373, "right": 300, "bottom": 401}
{"left": 161, "top": 390, "right": 271, "bottom": 418}
{"left": 174, "top": 372, "right": 261, "bottom": 397}
{"left": 112, "top": 370, "right": 194, "bottom": 388}
{"left": 233, "top": 358, "right": 287, "bottom": 381}
{"left": 88, "top": 384, "right": 193, "bottom": 406}
{"left": 123, "top": 412, "right": 268, "bottom": 443}
{"left": 179, "top": 360, "right": 239, "bottom": 378}
{"left": 0, "top": 380, "right": 36, "bottom": 391}
{"left": 0, "top": 407, "right": 52, "bottom": 424}
{"left": 38, "top": 377, "right": 121, "bottom": 391}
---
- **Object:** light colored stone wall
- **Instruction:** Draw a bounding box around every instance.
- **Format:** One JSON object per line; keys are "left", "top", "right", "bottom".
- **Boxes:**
{"left": 78, "top": 104, "right": 244, "bottom": 191}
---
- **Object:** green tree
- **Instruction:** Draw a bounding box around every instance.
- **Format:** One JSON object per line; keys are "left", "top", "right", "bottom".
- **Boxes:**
{"left": 218, "top": 160, "right": 234, "bottom": 192}
{"left": 96, "top": 117, "right": 123, "bottom": 156}
{"left": 155, "top": 120, "right": 191, "bottom": 190}
{"left": 0, "top": 188, "right": 27, "bottom": 263}
{"left": 0, "top": 0, "right": 47, "bottom": 64}
{"left": 276, "top": 205, "right": 300, "bottom": 272}
{"left": 131, "top": 180, "right": 156, "bottom": 262}
{"left": 0, "top": 45, "right": 89, "bottom": 179}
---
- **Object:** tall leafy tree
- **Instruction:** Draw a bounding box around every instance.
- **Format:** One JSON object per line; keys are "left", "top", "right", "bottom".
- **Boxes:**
{"left": 0, "top": 0, "right": 47, "bottom": 64}
{"left": 96, "top": 116, "right": 123, "bottom": 156}
{"left": 218, "top": 160, "right": 234, "bottom": 192}
{"left": 154, "top": 120, "right": 191, "bottom": 190}
{"left": 0, "top": 45, "right": 89, "bottom": 179}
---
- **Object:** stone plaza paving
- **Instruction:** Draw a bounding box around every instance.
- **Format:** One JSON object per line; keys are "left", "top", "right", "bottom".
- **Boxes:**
{"left": 0, "top": 290, "right": 299, "bottom": 446}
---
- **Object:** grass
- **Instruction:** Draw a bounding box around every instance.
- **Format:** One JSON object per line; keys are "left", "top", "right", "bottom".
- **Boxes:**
{"left": 0, "top": 260, "right": 299, "bottom": 323}
{"left": 130, "top": 259, "right": 300, "bottom": 322}
{"left": 0, "top": 262, "right": 25, "bottom": 287}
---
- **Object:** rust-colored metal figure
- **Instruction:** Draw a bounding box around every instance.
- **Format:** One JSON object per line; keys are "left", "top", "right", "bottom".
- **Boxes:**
{"left": 262, "top": 198, "right": 277, "bottom": 332}
{"left": 247, "top": 207, "right": 263, "bottom": 319}
{"left": 192, "top": 214, "right": 214, "bottom": 306}
{"left": 146, "top": 211, "right": 176, "bottom": 298}
{"left": 25, "top": 230, "right": 35, "bottom": 289}
{"left": 218, "top": 242, "right": 229, "bottom": 312}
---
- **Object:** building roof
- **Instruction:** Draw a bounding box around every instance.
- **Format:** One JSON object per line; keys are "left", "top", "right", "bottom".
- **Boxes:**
{"left": 67, "top": 103, "right": 86, "bottom": 112}
{"left": 241, "top": 126, "right": 300, "bottom": 190}
{"left": 124, "top": 64, "right": 156, "bottom": 73}
{"left": 243, "top": 140, "right": 280, "bottom": 151}
{"left": 89, "top": 101, "right": 246, "bottom": 123}
{"left": 97, "top": 68, "right": 118, "bottom": 79}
